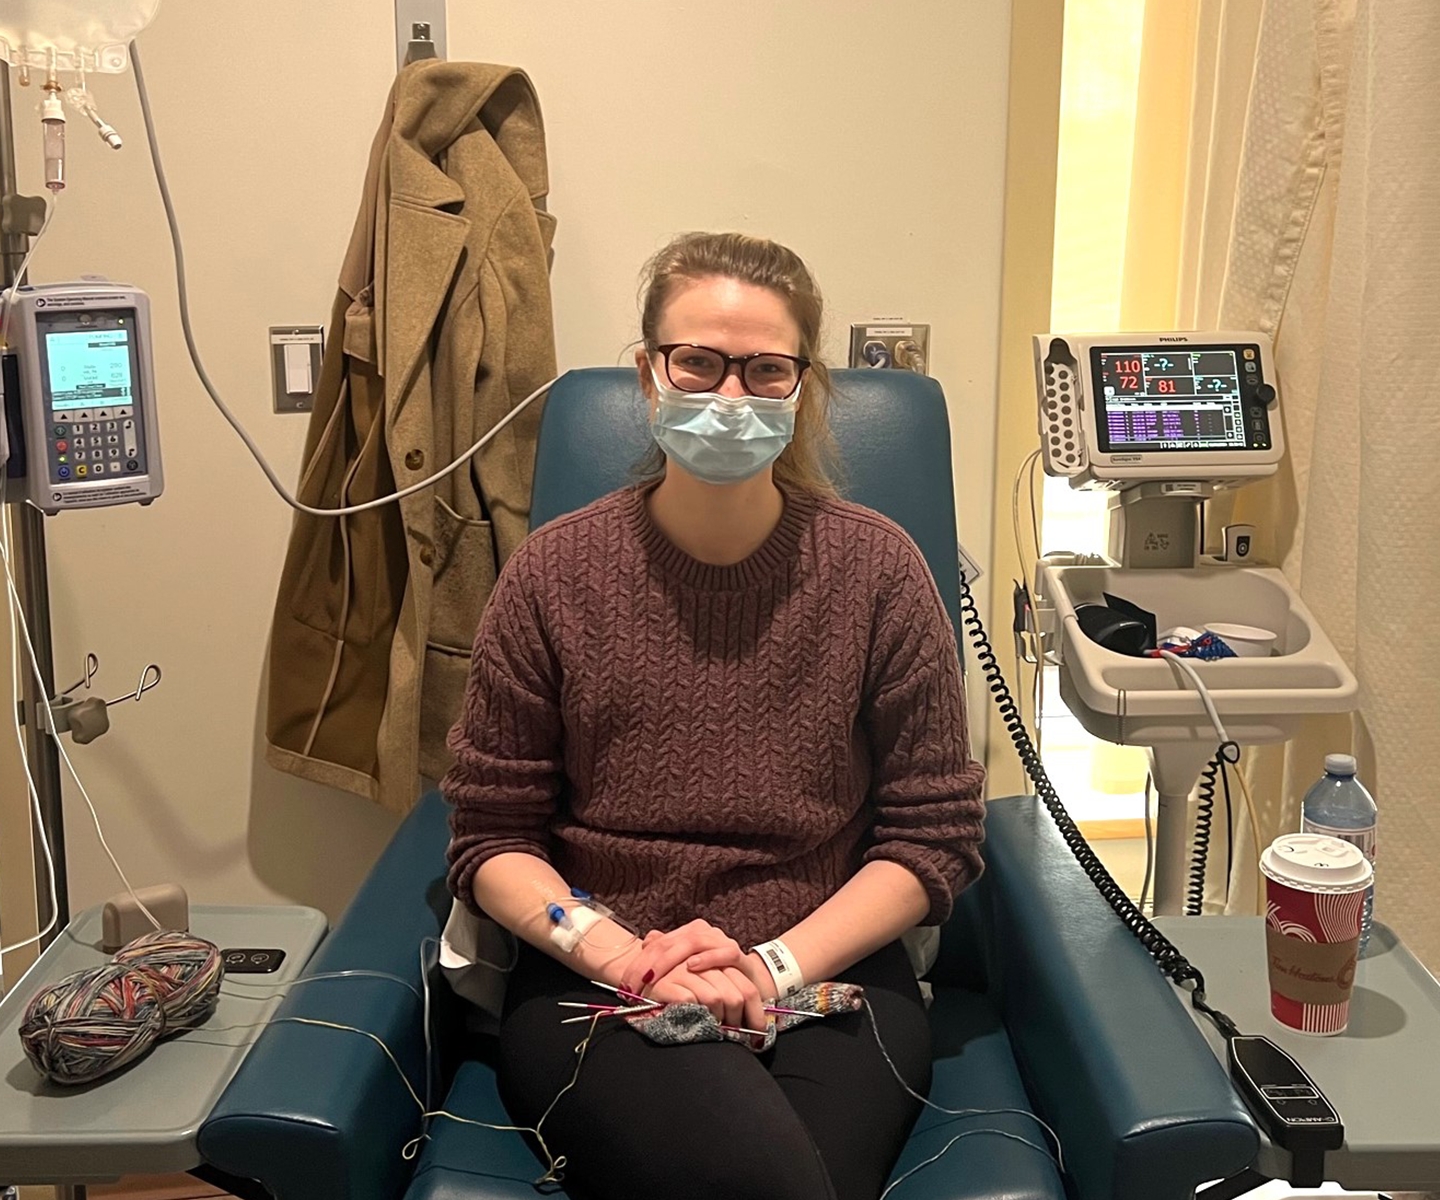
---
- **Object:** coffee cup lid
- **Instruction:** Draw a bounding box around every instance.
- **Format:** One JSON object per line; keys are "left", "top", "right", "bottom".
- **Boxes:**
{"left": 1204, "top": 622, "right": 1276, "bottom": 642}
{"left": 1261, "top": 833, "right": 1373, "bottom": 891}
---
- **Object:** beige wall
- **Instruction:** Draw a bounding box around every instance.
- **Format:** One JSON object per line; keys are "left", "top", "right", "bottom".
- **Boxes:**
{"left": 984, "top": 0, "right": 1062, "bottom": 800}
{"left": 1, "top": 0, "right": 1013, "bottom": 940}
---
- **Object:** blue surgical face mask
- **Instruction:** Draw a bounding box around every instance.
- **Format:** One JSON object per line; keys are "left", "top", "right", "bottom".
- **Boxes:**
{"left": 648, "top": 369, "right": 798, "bottom": 485}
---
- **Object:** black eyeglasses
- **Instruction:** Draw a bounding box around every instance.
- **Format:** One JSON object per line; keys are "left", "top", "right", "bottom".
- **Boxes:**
{"left": 653, "top": 343, "right": 811, "bottom": 399}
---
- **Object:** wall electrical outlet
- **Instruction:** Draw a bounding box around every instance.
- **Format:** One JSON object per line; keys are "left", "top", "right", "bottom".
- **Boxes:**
{"left": 849, "top": 321, "right": 930, "bottom": 374}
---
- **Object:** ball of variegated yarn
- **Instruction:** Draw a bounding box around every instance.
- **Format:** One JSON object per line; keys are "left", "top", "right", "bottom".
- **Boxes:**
{"left": 19, "top": 962, "right": 166, "bottom": 1085}
{"left": 112, "top": 931, "right": 223, "bottom": 1029}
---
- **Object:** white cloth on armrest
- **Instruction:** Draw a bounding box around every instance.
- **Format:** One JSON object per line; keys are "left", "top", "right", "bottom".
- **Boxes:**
{"left": 439, "top": 899, "right": 514, "bottom": 1034}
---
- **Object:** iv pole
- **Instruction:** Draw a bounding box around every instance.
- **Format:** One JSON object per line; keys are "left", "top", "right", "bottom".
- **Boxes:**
{"left": 0, "top": 54, "right": 81, "bottom": 1200}
{"left": 0, "top": 61, "right": 70, "bottom": 955}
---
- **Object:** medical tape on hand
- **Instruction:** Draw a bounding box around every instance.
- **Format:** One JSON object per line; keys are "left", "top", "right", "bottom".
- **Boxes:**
{"left": 751, "top": 938, "right": 805, "bottom": 998}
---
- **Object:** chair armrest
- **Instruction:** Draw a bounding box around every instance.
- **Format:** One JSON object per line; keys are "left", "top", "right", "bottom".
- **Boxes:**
{"left": 980, "top": 796, "right": 1259, "bottom": 1200}
{"left": 200, "top": 792, "right": 453, "bottom": 1200}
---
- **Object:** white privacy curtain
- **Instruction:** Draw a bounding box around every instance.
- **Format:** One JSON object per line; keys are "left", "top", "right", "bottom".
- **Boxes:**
{"left": 1175, "top": 0, "right": 1440, "bottom": 968}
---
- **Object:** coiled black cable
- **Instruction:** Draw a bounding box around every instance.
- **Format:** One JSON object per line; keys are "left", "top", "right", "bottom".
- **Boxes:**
{"left": 957, "top": 573, "right": 1242, "bottom": 1037}
{"left": 1186, "top": 753, "right": 1223, "bottom": 916}
{"left": 1221, "top": 759, "right": 1235, "bottom": 883}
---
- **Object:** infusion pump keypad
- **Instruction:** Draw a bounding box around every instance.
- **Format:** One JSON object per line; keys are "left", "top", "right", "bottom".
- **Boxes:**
{"left": 49, "top": 405, "right": 147, "bottom": 483}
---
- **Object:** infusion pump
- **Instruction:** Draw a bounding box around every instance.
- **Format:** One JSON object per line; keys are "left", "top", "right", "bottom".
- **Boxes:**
{"left": 1034, "top": 331, "right": 1284, "bottom": 490}
{"left": 2, "top": 281, "right": 163, "bottom": 512}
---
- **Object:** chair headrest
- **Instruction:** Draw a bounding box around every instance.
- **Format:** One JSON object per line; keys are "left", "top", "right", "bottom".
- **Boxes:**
{"left": 530, "top": 368, "right": 964, "bottom": 643}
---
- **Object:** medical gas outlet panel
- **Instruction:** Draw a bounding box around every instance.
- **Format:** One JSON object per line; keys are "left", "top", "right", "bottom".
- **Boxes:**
{"left": 3, "top": 281, "right": 163, "bottom": 512}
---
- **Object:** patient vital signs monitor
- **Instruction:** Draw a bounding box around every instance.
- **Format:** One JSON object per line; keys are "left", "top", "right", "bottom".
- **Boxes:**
{"left": 1035, "top": 331, "right": 1283, "bottom": 489}
{"left": 3, "top": 281, "right": 163, "bottom": 512}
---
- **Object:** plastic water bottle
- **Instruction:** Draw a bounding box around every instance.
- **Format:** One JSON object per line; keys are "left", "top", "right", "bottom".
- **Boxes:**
{"left": 1301, "top": 754, "right": 1377, "bottom": 956}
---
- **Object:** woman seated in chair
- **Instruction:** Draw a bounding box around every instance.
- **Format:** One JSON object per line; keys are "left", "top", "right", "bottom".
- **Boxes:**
{"left": 442, "top": 231, "right": 985, "bottom": 1200}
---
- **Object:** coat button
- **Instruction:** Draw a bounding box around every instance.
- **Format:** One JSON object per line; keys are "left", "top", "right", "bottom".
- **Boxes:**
{"left": 419, "top": 546, "right": 434, "bottom": 566}
{"left": 405, "top": 449, "right": 425, "bottom": 470}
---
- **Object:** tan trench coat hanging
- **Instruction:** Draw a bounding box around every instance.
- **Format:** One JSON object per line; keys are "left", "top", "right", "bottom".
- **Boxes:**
{"left": 265, "top": 61, "right": 556, "bottom": 813}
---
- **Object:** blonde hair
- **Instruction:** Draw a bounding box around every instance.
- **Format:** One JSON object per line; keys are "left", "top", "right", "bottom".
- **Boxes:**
{"left": 637, "top": 231, "right": 838, "bottom": 496}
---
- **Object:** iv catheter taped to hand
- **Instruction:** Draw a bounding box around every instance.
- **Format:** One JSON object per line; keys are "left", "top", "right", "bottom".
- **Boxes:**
{"left": 548, "top": 904, "right": 605, "bottom": 953}
{"left": 621, "top": 982, "right": 863, "bottom": 1052}
{"left": 546, "top": 889, "right": 642, "bottom": 954}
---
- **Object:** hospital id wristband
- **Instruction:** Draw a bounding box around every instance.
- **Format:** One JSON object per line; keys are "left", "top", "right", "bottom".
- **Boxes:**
{"left": 751, "top": 938, "right": 805, "bottom": 998}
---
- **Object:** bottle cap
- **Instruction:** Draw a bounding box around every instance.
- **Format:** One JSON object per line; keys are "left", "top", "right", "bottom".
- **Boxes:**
{"left": 1325, "top": 753, "right": 1358, "bottom": 776}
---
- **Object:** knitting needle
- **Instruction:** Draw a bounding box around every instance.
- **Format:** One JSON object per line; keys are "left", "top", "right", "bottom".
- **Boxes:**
{"left": 589, "top": 980, "right": 818, "bottom": 1027}
{"left": 562, "top": 1001, "right": 771, "bottom": 1038}
{"left": 557, "top": 1001, "right": 651, "bottom": 1011}
{"left": 589, "top": 979, "right": 651, "bottom": 1005}
{"left": 571, "top": 986, "right": 660, "bottom": 1011}
{"left": 560, "top": 1003, "right": 657, "bottom": 1024}
{"left": 592, "top": 978, "right": 821, "bottom": 1017}
{"left": 561, "top": 1002, "right": 659, "bottom": 1019}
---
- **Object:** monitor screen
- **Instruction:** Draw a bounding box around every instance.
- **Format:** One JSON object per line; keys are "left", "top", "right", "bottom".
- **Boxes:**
{"left": 1093, "top": 344, "right": 1265, "bottom": 452}
{"left": 38, "top": 309, "right": 139, "bottom": 413}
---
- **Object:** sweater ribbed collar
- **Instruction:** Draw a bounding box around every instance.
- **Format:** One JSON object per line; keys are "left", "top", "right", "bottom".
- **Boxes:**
{"left": 622, "top": 481, "right": 818, "bottom": 591}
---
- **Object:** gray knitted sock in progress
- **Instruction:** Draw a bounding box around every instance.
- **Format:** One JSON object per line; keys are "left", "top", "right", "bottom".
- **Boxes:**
{"left": 625, "top": 982, "right": 865, "bottom": 1052}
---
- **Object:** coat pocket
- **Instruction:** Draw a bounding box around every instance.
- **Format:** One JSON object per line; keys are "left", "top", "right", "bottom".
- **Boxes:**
{"left": 420, "top": 498, "right": 501, "bottom": 780}
{"left": 428, "top": 497, "right": 499, "bottom": 653}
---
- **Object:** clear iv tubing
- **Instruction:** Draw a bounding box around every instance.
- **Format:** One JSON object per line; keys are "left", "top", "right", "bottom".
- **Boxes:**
{"left": 129, "top": 40, "right": 556, "bottom": 520}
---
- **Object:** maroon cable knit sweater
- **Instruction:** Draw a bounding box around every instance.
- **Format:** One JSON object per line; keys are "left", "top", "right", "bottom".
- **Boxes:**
{"left": 442, "top": 482, "right": 986, "bottom": 950}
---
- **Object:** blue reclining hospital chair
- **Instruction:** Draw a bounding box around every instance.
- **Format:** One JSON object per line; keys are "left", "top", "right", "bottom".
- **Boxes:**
{"left": 199, "top": 369, "right": 1258, "bottom": 1200}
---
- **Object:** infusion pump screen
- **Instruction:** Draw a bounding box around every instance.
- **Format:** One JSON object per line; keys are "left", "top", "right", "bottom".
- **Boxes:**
{"left": 34, "top": 305, "right": 153, "bottom": 490}
{"left": 40, "top": 312, "right": 138, "bottom": 411}
{"left": 1093, "top": 345, "right": 1267, "bottom": 452}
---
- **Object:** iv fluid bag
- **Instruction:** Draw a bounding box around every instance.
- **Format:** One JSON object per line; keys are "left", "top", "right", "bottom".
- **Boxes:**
{"left": 0, "top": 0, "right": 160, "bottom": 74}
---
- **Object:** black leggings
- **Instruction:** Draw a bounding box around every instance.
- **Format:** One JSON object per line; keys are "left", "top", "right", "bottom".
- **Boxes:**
{"left": 481, "top": 940, "right": 931, "bottom": 1200}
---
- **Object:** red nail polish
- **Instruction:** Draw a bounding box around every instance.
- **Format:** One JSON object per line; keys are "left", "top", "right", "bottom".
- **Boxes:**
{"left": 642, "top": 970, "right": 654, "bottom": 985}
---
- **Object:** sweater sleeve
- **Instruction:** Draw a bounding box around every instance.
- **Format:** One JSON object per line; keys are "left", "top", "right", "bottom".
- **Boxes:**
{"left": 860, "top": 534, "right": 986, "bottom": 926}
{"left": 441, "top": 545, "right": 565, "bottom": 913}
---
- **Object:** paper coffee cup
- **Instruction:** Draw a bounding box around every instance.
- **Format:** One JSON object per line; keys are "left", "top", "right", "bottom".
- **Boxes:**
{"left": 1204, "top": 622, "right": 1278, "bottom": 658}
{"left": 1261, "top": 833, "right": 1373, "bottom": 1035}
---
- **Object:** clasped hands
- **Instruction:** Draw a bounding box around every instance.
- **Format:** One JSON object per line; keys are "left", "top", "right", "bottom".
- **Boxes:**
{"left": 614, "top": 919, "right": 777, "bottom": 1042}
